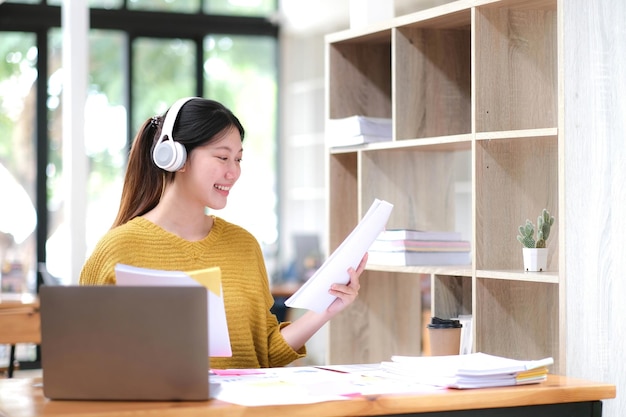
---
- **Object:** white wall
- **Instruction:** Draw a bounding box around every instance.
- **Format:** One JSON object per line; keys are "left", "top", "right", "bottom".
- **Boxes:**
{"left": 278, "top": 32, "right": 331, "bottom": 365}
{"left": 563, "top": 1, "right": 626, "bottom": 416}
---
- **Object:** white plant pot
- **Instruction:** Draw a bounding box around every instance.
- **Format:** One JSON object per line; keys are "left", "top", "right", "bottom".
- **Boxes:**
{"left": 522, "top": 247, "right": 548, "bottom": 272}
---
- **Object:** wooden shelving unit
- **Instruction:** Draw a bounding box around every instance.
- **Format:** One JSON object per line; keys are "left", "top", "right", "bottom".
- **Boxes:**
{"left": 325, "top": 0, "right": 562, "bottom": 372}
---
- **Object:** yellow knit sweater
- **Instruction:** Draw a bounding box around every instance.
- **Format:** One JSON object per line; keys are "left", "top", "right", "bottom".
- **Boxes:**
{"left": 79, "top": 216, "right": 305, "bottom": 369}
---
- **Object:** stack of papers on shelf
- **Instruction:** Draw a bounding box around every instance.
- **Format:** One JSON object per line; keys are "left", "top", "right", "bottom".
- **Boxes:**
{"left": 381, "top": 353, "right": 553, "bottom": 389}
{"left": 327, "top": 115, "right": 392, "bottom": 147}
{"left": 367, "top": 229, "right": 471, "bottom": 266}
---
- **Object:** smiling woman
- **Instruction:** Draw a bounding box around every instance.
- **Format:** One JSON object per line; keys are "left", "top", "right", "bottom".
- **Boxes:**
{"left": 79, "top": 96, "right": 367, "bottom": 370}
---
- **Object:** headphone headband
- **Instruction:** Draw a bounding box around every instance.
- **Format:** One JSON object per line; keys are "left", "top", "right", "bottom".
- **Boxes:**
{"left": 159, "top": 96, "right": 197, "bottom": 143}
{"left": 152, "top": 97, "right": 198, "bottom": 172}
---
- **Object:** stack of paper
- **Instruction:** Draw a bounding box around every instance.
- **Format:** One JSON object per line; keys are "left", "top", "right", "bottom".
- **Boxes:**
{"left": 367, "top": 229, "right": 471, "bottom": 266}
{"left": 327, "top": 115, "right": 392, "bottom": 147}
{"left": 115, "top": 264, "right": 232, "bottom": 357}
{"left": 381, "top": 353, "right": 553, "bottom": 389}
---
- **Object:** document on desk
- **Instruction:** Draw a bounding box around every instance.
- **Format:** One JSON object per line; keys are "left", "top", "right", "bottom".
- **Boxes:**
{"left": 211, "top": 364, "right": 440, "bottom": 406}
{"left": 285, "top": 199, "right": 394, "bottom": 313}
{"left": 115, "top": 263, "right": 232, "bottom": 357}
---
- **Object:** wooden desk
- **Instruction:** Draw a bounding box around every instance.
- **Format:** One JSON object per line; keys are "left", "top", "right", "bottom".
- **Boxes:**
{"left": 0, "top": 294, "right": 41, "bottom": 377}
{"left": 0, "top": 375, "right": 615, "bottom": 417}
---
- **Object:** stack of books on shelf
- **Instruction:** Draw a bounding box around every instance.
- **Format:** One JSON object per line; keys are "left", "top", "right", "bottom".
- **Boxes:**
{"left": 367, "top": 229, "right": 471, "bottom": 266}
{"left": 381, "top": 353, "right": 553, "bottom": 389}
{"left": 327, "top": 115, "right": 392, "bottom": 147}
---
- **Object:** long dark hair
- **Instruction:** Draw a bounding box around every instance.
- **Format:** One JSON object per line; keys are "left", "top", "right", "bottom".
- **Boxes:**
{"left": 112, "top": 98, "right": 245, "bottom": 228}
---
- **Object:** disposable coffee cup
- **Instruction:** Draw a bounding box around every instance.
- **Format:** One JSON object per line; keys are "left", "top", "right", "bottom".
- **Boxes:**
{"left": 427, "top": 317, "right": 462, "bottom": 356}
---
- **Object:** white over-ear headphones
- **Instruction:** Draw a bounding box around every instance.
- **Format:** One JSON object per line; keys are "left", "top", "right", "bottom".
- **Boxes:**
{"left": 152, "top": 97, "right": 196, "bottom": 172}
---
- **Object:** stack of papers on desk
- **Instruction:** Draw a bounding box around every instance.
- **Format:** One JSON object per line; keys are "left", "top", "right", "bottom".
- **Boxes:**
{"left": 115, "top": 264, "right": 232, "bottom": 357}
{"left": 381, "top": 353, "right": 553, "bottom": 389}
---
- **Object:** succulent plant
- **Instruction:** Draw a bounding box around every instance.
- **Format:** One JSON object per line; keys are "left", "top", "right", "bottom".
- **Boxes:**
{"left": 517, "top": 209, "right": 554, "bottom": 248}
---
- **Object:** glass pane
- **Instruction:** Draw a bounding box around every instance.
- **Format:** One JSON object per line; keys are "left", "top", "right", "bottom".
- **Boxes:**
{"left": 0, "top": 32, "right": 38, "bottom": 294}
{"left": 204, "top": 0, "right": 276, "bottom": 17}
{"left": 47, "top": 0, "right": 123, "bottom": 7}
{"left": 132, "top": 37, "right": 195, "bottom": 132}
{"left": 89, "top": 0, "right": 124, "bottom": 9}
{"left": 128, "top": 0, "right": 200, "bottom": 13}
{"left": 46, "top": 29, "right": 64, "bottom": 281}
{"left": 85, "top": 30, "right": 127, "bottom": 262}
{"left": 4, "top": 0, "right": 40, "bottom": 4}
{"left": 47, "top": 29, "right": 128, "bottom": 281}
{"left": 203, "top": 34, "right": 278, "bottom": 274}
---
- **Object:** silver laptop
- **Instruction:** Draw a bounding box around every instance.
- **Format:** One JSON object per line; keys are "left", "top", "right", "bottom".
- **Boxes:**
{"left": 40, "top": 285, "right": 212, "bottom": 401}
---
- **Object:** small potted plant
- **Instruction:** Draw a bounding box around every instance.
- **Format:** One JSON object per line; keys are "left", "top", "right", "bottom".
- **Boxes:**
{"left": 517, "top": 209, "right": 554, "bottom": 272}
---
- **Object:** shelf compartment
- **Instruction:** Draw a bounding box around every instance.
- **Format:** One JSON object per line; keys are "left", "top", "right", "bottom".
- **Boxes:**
{"left": 360, "top": 147, "right": 471, "bottom": 233}
{"left": 395, "top": 4, "right": 471, "bottom": 30}
{"left": 328, "top": 270, "right": 423, "bottom": 364}
{"left": 475, "top": 135, "right": 558, "bottom": 271}
{"left": 432, "top": 274, "right": 472, "bottom": 319}
{"left": 328, "top": 152, "right": 359, "bottom": 252}
{"left": 327, "top": 32, "right": 392, "bottom": 120}
{"left": 474, "top": 2, "right": 557, "bottom": 132}
{"left": 394, "top": 25, "right": 471, "bottom": 140}
{"left": 476, "top": 278, "right": 559, "bottom": 367}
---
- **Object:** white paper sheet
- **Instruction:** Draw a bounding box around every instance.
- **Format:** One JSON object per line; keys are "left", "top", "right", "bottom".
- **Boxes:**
{"left": 285, "top": 199, "right": 393, "bottom": 313}
{"left": 115, "top": 263, "right": 232, "bottom": 357}
{"left": 210, "top": 364, "right": 440, "bottom": 406}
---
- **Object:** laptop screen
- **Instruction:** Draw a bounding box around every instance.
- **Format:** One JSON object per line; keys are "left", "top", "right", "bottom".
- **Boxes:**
{"left": 40, "top": 285, "right": 211, "bottom": 401}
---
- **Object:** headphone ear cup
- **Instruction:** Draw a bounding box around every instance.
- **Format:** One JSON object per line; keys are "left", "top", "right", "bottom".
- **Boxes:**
{"left": 153, "top": 139, "right": 187, "bottom": 172}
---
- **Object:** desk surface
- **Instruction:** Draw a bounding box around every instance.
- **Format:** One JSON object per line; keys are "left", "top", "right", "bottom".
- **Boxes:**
{"left": 0, "top": 375, "right": 615, "bottom": 417}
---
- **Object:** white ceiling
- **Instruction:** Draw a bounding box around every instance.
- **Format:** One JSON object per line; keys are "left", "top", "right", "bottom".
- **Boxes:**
{"left": 278, "top": 0, "right": 453, "bottom": 35}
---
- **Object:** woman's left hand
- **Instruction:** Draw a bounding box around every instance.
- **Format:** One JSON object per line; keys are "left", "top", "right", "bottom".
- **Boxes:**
{"left": 326, "top": 252, "right": 368, "bottom": 315}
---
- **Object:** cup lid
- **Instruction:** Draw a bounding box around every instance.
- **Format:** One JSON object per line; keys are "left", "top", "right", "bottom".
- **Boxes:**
{"left": 427, "top": 316, "right": 462, "bottom": 329}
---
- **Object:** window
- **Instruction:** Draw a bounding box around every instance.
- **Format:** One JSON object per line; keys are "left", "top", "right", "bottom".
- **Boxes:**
{"left": 0, "top": 32, "right": 38, "bottom": 293}
{"left": 0, "top": 1, "right": 279, "bottom": 289}
{"left": 204, "top": 34, "right": 278, "bottom": 250}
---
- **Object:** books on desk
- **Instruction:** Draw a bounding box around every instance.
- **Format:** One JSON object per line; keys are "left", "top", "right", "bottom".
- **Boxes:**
{"left": 381, "top": 353, "right": 553, "bottom": 389}
{"left": 327, "top": 115, "right": 392, "bottom": 148}
{"left": 367, "top": 229, "right": 471, "bottom": 266}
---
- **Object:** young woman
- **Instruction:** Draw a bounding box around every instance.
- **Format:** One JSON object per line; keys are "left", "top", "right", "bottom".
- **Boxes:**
{"left": 80, "top": 97, "right": 366, "bottom": 369}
